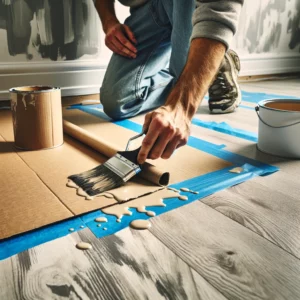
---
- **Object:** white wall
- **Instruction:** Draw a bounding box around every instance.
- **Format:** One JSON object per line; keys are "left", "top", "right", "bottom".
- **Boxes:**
{"left": 232, "top": 0, "right": 300, "bottom": 76}
{"left": 0, "top": 0, "right": 130, "bottom": 100}
{"left": 101, "top": 0, "right": 300, "bottom": 77}
{"left": 0, "top": 0, "right": 299, "bottom": 100}
{"left": 0, "top": 0, "right": 103, "bottom": 100}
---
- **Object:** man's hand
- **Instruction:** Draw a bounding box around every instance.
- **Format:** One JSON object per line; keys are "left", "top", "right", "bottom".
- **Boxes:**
{"left": 105, "top": 22, "right": 137, "bottom": 59}
{"left": 95, "top": 0, "right": 137, "bottom": 58}
{"left": 137, "top": 104, "right": 191, "bottom": 164}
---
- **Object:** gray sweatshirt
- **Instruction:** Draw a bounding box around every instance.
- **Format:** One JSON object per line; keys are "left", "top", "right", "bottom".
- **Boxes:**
{"left": 118, "top": 0, "right": 244, "bottom": 49}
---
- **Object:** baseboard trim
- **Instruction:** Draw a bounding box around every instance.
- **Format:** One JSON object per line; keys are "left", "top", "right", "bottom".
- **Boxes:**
{"left": 0, "top": 66, "right": 106, "bottom": 100}
{"left": 239, "top": 55, "right": 300, "bottom": 76}
{"left": 1, "top": 55, "right": 300, "bottom": 100}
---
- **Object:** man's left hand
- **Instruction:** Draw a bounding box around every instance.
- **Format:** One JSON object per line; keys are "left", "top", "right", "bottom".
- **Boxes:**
{"left": 137, "top": 104, "right": 191, "bottom": 164}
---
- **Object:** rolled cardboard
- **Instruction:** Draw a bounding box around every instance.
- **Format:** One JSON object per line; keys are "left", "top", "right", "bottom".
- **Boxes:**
{"left": 63, "top": 120, "right": 170, "bottom": 186}
{"left": 10, "top": 86, "right": 63, "bottom": 150}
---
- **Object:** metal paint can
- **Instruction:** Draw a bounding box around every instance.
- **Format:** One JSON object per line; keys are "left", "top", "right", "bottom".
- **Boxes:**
{"left": 9, "top": 86, "right": 64, "bottom": 150}
{"left": 256, "top": 99, "right": 300, "bottom": 158}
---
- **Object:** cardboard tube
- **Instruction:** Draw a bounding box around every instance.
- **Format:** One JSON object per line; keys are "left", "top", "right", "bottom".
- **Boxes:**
{"left": 63, "top": 120, "right": 170, "bottom": 186}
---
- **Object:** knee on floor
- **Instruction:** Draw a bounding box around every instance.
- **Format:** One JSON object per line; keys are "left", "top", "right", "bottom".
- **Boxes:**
{"left": 100, "top": 86, "right": 142, "bottom": 120}
{"left": 100, "top": 88, "right": 125, "bottom": 120}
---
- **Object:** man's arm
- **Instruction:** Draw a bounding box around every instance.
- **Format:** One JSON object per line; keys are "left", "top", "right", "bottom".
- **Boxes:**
{"left": 137, "top": 38, "right": 225, "bottom": 164}
{"left": 95, "top": 0, "right": 137, "bottom": 58}
{"left": 95, "top": 0, "right": 117, "bottom": 34}
{"left": 137, "top": 0, "right": 244, "bottom": 164}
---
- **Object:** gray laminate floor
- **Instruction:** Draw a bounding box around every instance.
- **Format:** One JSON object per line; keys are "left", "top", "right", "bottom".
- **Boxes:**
{"left": 1, "top": 78, "right": 300, "bottom": 300}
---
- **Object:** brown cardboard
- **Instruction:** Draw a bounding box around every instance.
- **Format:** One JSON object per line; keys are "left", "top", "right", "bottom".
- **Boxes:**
{"left": 0, "top": 110, "right": 117, "bottom": 239}
{"left": 0, "top": 105, "right": 231, "bottom": 240}
{"left": 10, "top": 86, "right": 63, "bottom": 150}
{"left": 0, "top": 134, "right": 72, "bottom": 239}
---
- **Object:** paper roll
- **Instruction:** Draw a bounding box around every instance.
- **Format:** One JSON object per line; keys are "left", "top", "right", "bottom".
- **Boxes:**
{"left": 63, "top": 120, "right": 170, "bottom": 186}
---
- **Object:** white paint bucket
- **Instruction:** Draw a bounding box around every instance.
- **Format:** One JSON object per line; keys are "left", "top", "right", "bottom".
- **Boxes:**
{"left": 256, "top": 99, "right": 300, "bottom": 158}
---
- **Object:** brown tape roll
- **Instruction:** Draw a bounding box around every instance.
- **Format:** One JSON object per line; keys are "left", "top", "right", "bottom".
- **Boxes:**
{"left": 10, "top": 86, "right": 63, "bottom": 150}
{"left": 63, "top": 120, "right": 170, "bottom": 186}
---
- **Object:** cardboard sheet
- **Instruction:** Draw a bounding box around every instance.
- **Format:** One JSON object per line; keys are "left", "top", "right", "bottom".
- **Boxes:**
{"left": 0, "top": 110, "right": 118, "bottom": 239}
{"left": 0, "top": 134, "right": 72, "bottom": 240}
{"left": 0, "top": 107, "right": 232, "bottom": 240}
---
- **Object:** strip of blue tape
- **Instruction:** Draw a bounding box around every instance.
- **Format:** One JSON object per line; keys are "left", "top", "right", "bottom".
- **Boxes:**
{"left": 81, "top": 163, "right": 266, "bottom": 238}
{"left": 72, "top": 103, "right": 258, "bottom": 143}
{"left": 71, "top": 104, "right": 277, "bottom": 174}
{"left": 240, "top": 104, "right": 254, "bottom": 110}
{"left": 0, "top": 217, "right": 85, "bottom": 260}
{"left": 205, "top": 91, "right": 300, "bottom": 108}
{"left": 0, "top": 99, "right": 278, "bottom": 260}
{"left": 241, "top": 90, "right": 300, "bottom": 104}
{"left": 70, "top": 102, "right": 278, "bottom": 237}
{"left": 68, "top": 104, "right": 226, "bottom": 150}
{"left": 191, "top": 118, "right": 258, "bottom": 142}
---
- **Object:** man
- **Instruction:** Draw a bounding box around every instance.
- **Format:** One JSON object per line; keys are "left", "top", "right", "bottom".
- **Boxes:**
{"left": 95, "top": 0, "right": 243, "bottom": 165}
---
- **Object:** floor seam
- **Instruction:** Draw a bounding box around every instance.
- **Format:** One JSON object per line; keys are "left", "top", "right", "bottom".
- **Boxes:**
{"left": 198, "top": 198, "right": 300, "bottom": 262}
{"left": 147, "top": 228, "right": 230, "bottom": 300}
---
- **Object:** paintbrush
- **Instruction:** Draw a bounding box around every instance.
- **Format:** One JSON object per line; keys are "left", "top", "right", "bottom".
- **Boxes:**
{"left": 68, "top": 132, "right": 144, "bottom": 196}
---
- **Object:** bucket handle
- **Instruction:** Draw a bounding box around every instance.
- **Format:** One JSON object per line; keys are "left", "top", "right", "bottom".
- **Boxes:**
{"left": 255, "top": 106, "right": 300, "bottom": 128}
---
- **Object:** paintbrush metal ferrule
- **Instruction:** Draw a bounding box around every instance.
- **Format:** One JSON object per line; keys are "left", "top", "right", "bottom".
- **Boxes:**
{"left": 104, "top": 153, "right": 141, "bottom": 182}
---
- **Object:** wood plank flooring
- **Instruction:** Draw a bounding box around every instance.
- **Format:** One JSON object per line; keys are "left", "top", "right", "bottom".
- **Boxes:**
{"left": 1, "top": 78, "right": 300, "bottom": 299}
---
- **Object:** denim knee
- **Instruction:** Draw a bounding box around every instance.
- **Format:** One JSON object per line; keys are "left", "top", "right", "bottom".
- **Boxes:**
{"left": 100, "top": 87, "right": 124, "bottom": 120}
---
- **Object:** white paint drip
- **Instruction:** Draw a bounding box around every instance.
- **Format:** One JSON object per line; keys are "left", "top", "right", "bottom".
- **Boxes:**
{"left": 229, "top": 167, "right": 244, "bottom": 174}
{"left": 76, "top": 242, "right": 92, "bottom": 250}
{"left": 101, "top": 189, "right": 179, "bottom": 220}
{"left": 130, "top": 220, "right": 151, "bottom": 230}
{"left": 95, "top": 217, "right": 107, "bottom": 223}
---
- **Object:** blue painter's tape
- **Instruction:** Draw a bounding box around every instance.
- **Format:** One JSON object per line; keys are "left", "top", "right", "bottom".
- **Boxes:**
{"left": 84, "top": 104, "right": 258, "bottom": 142}
{"left": 0, "top": 217, "right": 85, "bottom": 261}
{"left": 191, "top": 118, "right": 258, "bottom": 142}
{"left": 240, "top": 104, "right": 255, "bottom": 110}
{"left": 196, "top": 144, "right": 278, "bottom": 175}
{"left": 70, "top": 104, "right": 278, "bottom": 175}
{"left": 83, "top": 163, "right": 266, "bottom": 238}
{"left": 241, "top": 91, "right": 300, "bottom": 104}
{"left": 69, "top": 104, "right": 226, "bottom": 150}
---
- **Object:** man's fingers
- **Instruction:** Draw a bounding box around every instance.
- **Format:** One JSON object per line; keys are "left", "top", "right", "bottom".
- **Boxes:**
{"left": 161, "top": 133, "right": 188, "bottom": 159}
{"left": 138, "top": 122, "right": 160, "bottom": 164}
{"left": 161, "top": 139, "right": 180, "bottom": 160}
{"left": 149, "top": 133, "right": 173, "bottom": 160}
{"left": 111, "top": 37, "right": 136, "bottom": 58}
{"left": 123, "top": 25, "right": 137, "bottom": 44}
{"left": 106, "top": 41, "right": 131, "bottom": 58}
{"left": 115, "top": 31, "right": 137, "bottom": 56}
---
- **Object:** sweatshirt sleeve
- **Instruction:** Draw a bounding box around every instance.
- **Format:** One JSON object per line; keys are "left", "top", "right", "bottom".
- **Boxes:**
{"left": 191, "top": 0, "right": 244, "bottom": 49}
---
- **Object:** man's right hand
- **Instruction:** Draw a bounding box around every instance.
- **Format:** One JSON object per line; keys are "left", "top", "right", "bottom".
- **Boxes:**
{"left": 105, "top": 22, "right": 137, "bottom": 59}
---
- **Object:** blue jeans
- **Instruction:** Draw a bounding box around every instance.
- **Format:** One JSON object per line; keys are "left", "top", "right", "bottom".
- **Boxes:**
{"left": 100, "top": 0, "right": 195, "bottom": 120}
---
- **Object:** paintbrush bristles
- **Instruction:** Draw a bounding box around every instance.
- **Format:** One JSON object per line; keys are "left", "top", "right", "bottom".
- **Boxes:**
{"left": 69, "top": 164, "right": 124, "bottom": 196}
{"left": 68, "top": 147, "right": 142, "bottom": 196}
